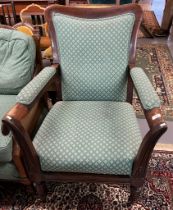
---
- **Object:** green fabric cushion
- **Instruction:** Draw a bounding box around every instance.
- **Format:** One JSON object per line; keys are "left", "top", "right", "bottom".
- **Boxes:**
{"left": 53, "top": 13, "right": 135, "bottom": 101}
{"left": 0, "top": 162, "right": 20, "bottom": 180}
{"left": 0, "top": 95, "right": 16, "bottom": 162}
{"left": 16, "top": 67, "right": 56, "bottom": 105}
{"left": 89, "top": 0, "right": 132, "bottom": 4}
{"left": 130, "top": 67, "right": 160, "bottom": 110}
{"left": 0, "top": 28, "right": 36, "bottom": 94}
{"left": 33, "top": 101, "right": 142, "bottom": 175}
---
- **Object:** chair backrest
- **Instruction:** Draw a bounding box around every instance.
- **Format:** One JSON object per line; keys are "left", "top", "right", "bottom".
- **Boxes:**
{"left": 45, "top": 5, "right": 142, "bottom": 101}
{"left": 0, "top": 1, "right": 17, "bottom": 26}
{"left": 20, "top": 3, "right": 47, "bottom": 36}
{"left": 0, "top": 26, "right": 36, "bottom": 94}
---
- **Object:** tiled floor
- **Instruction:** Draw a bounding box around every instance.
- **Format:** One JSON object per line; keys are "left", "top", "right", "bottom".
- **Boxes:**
{"left": 138, "top": 0, "right": 173, "bottom": 145}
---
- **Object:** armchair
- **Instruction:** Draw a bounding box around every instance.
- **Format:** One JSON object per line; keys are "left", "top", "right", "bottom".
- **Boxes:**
{"left": 0, "top": 23, "right": 42, "bottom": 184}
{"left": 1, "top": 4, "right": 167, "bottom": 204}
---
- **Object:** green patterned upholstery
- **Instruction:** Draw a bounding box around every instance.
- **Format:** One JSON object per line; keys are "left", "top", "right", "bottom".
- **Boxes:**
{"left": 130, "top": 67, "right": 160, "bottom": 110}
{"left": 16, "top": 67, "right": 56, "bottom": 105}
{"left": 0, "top": 28, "right": 36, "bottom": 94}
{"left": 33, "top": 101, "right": 142, "bottom": 175}
{"left": 53, "top": 13, "right": 135, "bottom": 101}
{"left": 0, "top": 95, "right": 16, "bottom": 162}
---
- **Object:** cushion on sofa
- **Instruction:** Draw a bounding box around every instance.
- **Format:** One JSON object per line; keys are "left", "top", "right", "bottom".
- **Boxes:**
{"left": 0, "top": 28, "right": 36, "bottom": 94}
{"left": 0, "top": 162, "right": 20, "bottom": 180}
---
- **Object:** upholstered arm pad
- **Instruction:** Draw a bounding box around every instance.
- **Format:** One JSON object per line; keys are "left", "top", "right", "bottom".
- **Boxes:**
{"left": 130, "top": 67, "right": 160, "bottom": 110}
{"left": 16, "top": 66, "right": 57, "bottom": 105}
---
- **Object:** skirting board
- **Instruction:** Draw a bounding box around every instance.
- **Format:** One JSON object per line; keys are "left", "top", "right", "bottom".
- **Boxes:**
{"left": 154, "top": 143, "right": 173, "bottom": 151}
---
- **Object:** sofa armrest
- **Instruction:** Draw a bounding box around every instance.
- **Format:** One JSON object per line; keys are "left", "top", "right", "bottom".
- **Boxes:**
{"left": 16, "top": 66, "right": 57, "bottom": 106}
{"left": 130, "top": 67, "right": 160, "bottom": 110}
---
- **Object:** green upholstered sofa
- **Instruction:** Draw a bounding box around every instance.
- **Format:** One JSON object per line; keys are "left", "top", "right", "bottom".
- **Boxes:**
{"left": 0, "top": 25, "right": 41, "bottom": 183}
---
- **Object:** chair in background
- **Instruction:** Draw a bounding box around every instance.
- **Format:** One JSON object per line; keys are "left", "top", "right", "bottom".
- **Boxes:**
{"left": 2, "top": 4, "right": 167, "bottom": 204}
{"left": 19, "top": 3, "right": 54, "bottom": 62}
{"left": 0, "top": 23, "right": 42, "bottom": 184}
{"left": 0, "top": 1, "right": 17, "bottom": 25}
{"left": 19, "top": 3, "right": 50, "bottom": 50}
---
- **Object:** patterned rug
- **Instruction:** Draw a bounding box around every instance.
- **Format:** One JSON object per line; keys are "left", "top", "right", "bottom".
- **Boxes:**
{"left": 0, "top": 150, "right": 173, "bottom": 210}
{"left": 135, "top": 44, "right": 173, "bottom": 120}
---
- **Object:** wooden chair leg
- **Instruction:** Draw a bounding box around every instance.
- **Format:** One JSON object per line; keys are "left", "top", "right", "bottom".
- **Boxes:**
{"left": 127, "top": 185, "right": 138, "bottom": 206}
{"left": 34, "top": 182, "right": 47, "bottom": 201}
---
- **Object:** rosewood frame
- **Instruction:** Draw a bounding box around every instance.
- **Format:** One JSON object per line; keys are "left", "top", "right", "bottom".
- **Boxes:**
{"left": 1, "top": 4, "right": 167, "bottom": 203}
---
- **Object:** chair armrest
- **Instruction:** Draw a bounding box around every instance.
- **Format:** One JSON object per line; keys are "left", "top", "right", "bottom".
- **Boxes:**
{"left": 16, "top": 66, "right": 57, "bottom": 106}
{"left": 130, "top": 67, "right": 160, "bottom": 110}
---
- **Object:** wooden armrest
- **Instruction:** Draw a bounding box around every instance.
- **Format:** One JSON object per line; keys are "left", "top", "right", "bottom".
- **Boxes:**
{"left": 144, "top": 107, "right": 167, "bottom": 130}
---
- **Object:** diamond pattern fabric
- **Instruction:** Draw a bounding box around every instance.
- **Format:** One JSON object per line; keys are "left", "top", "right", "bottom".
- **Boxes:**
{"left": 53, "top": 13, "right": 135, "bottom": 101}
{"left": 0, "top": 28, "right": 35, "bottom": 94}
{"left": 33, "top": 101, "right": 142, "bottom": 175}
{"left": 130, "top": 67, "right": 160, "bottom": 110}
{"left": 16, "top": 67, "right": 56, "bottom": 105}
{"left": 0, "top": 95, "right": 16, "bottom": 162}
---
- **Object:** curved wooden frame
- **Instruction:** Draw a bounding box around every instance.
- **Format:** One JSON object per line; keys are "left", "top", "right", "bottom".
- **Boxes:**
{"left": 1, "top": 5, "right": 167, "bottom": 203}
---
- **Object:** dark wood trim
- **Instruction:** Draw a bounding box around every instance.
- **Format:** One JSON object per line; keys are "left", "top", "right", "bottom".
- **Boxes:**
{"left": 130, "top": 93, "right": 168, "bottom": 180}
{"left": 126, "top": 66, "right": 134, "bottom": 103}
{"left": 2, "top": 112, "right": 43, "bottom": 182}
{"left": 132, "top": 119, "right": 167, "bottom": 178}
{"left": 43, "top": 172, "right": 131, "bottom": 183}
{"left": 12, "top": 139, "right": 31, "bottom": 185}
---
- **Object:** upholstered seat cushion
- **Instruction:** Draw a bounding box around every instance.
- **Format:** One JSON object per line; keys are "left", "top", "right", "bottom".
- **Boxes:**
{"left": 33, "top": 101, "right": 142, "bottom": 175}
{"left": 0, "top": 95, "right": 16, "bottom": 162}
{"left": 0, "top": 28, "right": 35, "bottom": 94}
